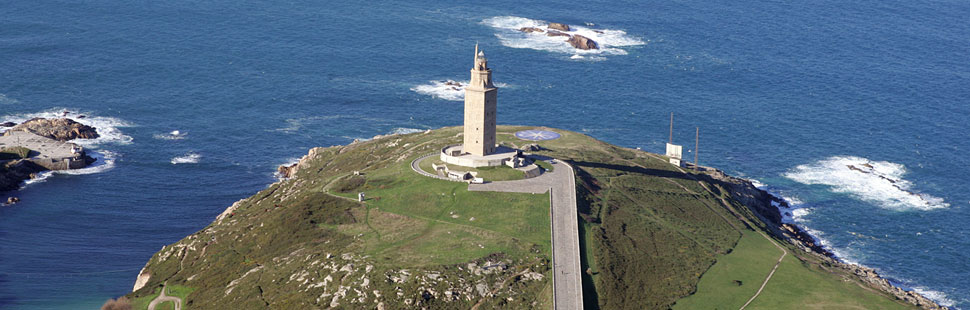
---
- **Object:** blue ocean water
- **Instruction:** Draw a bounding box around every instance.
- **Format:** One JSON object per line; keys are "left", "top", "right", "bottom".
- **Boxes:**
{"left": 1, "top": 0, "right": 967, "bottom": 308}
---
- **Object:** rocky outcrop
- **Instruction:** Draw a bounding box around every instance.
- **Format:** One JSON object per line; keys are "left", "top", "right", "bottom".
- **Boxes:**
{"left": 0, "top": 122, "right": 14, "bottom": 128}
{"left": 4, "top": 118, "right": 99, "bottom": 141}
{"left": 708, "top": 169, "right": 948, "bottom": 310}
{"left": 566, "top": 35, "right": 598, "bottom": 50}
{"left": 519, "top": 27, "right": 544, "bottom": 33}
{"left": 0, "top": 160, "right": 45, "bottom": 193}
{"left": 277, "top": 147, "right": 325, "bottom": 179}
{"left": 548, "top": 22, "right": 570, "bottom": 31}
{"left": 132, "top": 267, "right": 151, "bottom": 292}
{"left": 277, "top": 163, "right": 299, "bottom": 179}
{"left": 845, "top": 263, "right": 948, "bottom": 309}
{"left": 546, "top": 30, "right": 570, "bottom": 37}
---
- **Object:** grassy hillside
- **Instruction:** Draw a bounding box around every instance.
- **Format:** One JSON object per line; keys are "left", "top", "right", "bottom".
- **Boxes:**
{"left": 127, "top": 126, "right": 918, "bottom": 309}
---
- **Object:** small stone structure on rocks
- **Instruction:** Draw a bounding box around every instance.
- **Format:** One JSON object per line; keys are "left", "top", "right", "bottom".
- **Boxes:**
{"left": 0, "top": 131, "right": 90, "bottom": 170}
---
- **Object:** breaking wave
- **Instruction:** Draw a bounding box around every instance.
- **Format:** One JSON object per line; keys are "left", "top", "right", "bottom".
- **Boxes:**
{"left": 0, "top": 108, "right": 134, "bottom": 146}
{"left": 784, "top": 156, "right": 948, "bottom": 211}
{"left": 23, "top": 171, "right": 53, "bottom": 186}
{"left": 57, "top": 150, "right": 118, "bottom": 175}
{"left": 389, "top": 127, "right": 424, "bottom": 135}
{"left": 171, "top": 152, "right": 201, "bottom": 164}
{"left": 411, "top": 80, "right": 466, "bottom": 101}
{"left": 912, "top": 287, "right": 957, "bottom": 308}
{"left": 481, "top": 16, "right": 645, "bottom": 59}
{"left": 411, "top": 80, "right": 511, "bottom": 102}
{"left": 153, "top": 130, "right": 187, "bottom": 140}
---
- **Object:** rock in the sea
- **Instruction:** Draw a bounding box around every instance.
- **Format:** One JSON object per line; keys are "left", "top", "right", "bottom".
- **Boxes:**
{"left": 567, "top": 35, "right": 598, "bottom": 50}
{"left": 4, "top": 118, "right": 99, "bottom": 141}
{"left": 519, "top": 27, "right": 544, "bottom": 33}
{"left": 5, "top": 197, "right": 20, "bottom": 205}
{"left": 0, "top": 122, "right": 15, "bottom": 128}
{"left": 548, "top": 22, "right": 570, "bottom": 31}
{"left": 546, "top": 30, "right": 570, "bottom": 37}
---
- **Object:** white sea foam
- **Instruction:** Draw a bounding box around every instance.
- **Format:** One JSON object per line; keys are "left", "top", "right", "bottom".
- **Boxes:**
{"left": 56, "top": 150, "right": 117, "bottom": 175}
{"left": 784, "top": 156, "right": 948, "bottom": 211}
{"left": 755, "top": 177, "right": 956, "bottom": 307}
{"left": 390, "top": 127, "right": 423, "bottom": 135}
{"left": 153, "top": 130, "right": 187, "bottom": 140}
{"left": 912, "top": 287, "right": 957, "bottom": 307}
{"left": 411, "top": 80, "right": 466, "bottom": 101}
{"left": 23, "top": 171, "right": 53, "bottom": 186}
{"left": 0, "top": 108, "right": 134, "bottom": 146}
{"left": 410, "top": 80, "right": 511, "bottom": 101}
{"left": 171, "top": 152, "right": 201, "bottom": 164}
{"left": 481, "top": 16, "right": 645, "bottom": 59}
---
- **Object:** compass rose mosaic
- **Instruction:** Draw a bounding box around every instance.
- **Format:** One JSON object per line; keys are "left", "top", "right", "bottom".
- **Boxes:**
{"left": 514, "top": 130, "right": 561, "bottom": 141}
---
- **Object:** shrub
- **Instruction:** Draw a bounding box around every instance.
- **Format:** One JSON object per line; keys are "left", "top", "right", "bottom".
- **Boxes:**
{"left": 0, "top": 147, "right": 31, "bottom": 160}
{"left": 101, "top": 297, "right": 132, "bottom": 310}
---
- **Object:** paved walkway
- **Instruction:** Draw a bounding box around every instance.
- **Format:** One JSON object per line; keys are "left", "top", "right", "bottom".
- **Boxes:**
{"left": 411, "top": 152, "right": 460, "bottom": 182}
{"left": 469, "top": 159, "right": 584, "bottom": 310}
{"left": 148, "top": 282, "right": 182, "bottom": 310}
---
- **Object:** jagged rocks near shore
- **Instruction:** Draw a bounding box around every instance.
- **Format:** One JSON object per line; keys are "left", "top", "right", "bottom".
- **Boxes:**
{"left": 1, "top": 118, "right": 99, "bottom": 193}
{"left": 0, "top": 160, "right": 45, "bottom": 193}
{"left": 708, "top": 168, "right": 948, "bottom": 310}
{"left": 4, "top": 118, "right": 100, "bottom": 141}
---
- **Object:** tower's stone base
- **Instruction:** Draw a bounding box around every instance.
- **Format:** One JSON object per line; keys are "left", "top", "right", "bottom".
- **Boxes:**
{"left": 440, "top": 145, "right": 520, "bottom": 168}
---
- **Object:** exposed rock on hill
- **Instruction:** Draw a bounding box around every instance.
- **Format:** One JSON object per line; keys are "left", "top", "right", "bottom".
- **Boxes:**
{"left": 4, "top": 118, "right": 99, "bottom": 141}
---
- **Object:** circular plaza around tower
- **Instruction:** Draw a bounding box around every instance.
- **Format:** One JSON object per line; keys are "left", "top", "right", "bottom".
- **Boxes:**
{"left": 439, "top": 145, "right": 521, "bottom": 167}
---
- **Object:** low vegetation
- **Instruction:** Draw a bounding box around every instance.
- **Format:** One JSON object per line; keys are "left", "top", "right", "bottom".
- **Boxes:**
{"left": 0, "top": 146, "right": 31, "bottom": 160}
{"left": 100, "top": 296, "right": 132, "bottom": 310}
{"left": 129, "top": 126, "right": 916, "bottom": 309}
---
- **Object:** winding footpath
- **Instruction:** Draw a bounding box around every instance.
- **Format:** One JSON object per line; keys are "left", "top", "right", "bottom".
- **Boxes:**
{"left": 468, "top": 159, "right": 584, "bottom": 310}
{"left": 147, "top": 282, "right": 182, "bottom": 310}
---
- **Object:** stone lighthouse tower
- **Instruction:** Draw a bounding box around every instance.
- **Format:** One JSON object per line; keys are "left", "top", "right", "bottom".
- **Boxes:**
{"left": 463, "top": 44, "right": 498, "bottom": 156}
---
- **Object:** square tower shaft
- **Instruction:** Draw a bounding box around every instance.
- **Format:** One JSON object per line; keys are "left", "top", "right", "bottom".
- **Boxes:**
{"left": 463, "top": 45, "right": 498, "bottom": 156}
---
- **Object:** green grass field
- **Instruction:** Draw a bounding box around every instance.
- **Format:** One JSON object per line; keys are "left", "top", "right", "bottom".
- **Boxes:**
{"left": 333, "top": 159, "right": 551, "bottom": 266}
{"left": 673, "top": 231, "right": 912, "bottom": 310}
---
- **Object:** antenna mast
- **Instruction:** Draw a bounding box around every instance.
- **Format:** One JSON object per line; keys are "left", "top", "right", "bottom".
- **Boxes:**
{"left": 669, "top": 112, "right": 674, "bottom": 144}
{"left": 694, "top": 127, "right": 699, "bottom": 171}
